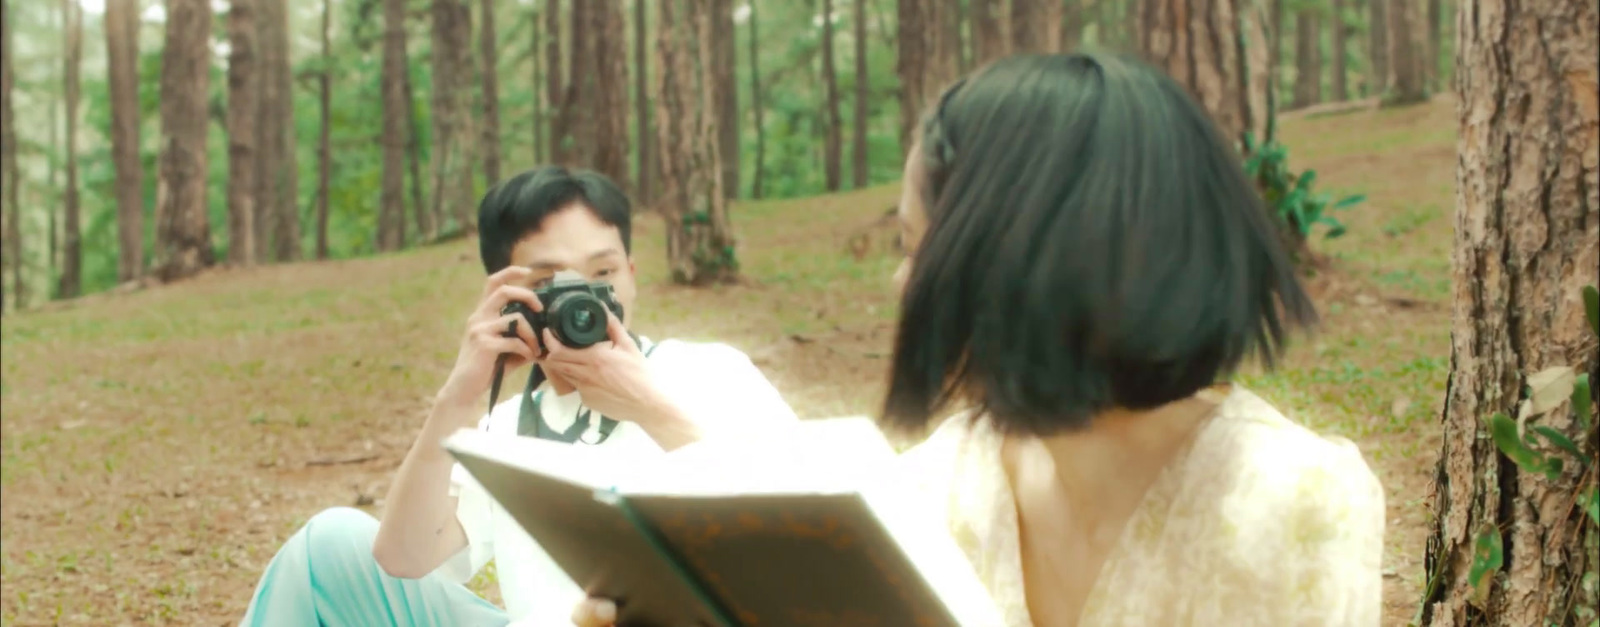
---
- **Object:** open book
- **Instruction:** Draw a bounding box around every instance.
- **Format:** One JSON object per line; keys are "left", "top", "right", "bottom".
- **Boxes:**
{"left": 442, "top": 417, "right": 1006, "bottom": 627}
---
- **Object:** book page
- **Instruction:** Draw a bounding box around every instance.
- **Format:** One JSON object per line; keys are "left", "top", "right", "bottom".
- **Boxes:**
{"left": 616, "top": 417, "right": 900, "bottom": 497}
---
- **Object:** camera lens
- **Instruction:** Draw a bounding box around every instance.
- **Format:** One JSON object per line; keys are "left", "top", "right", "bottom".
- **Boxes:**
{"left": 549, "top": 292, "right": 609, "bottom": 348}
{"left": 571, "top": 308, "right": 595, "bottom": 332}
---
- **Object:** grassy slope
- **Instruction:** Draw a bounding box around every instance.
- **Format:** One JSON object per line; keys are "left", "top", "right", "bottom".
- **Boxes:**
{"left": 0, "top": 99, "right": 1456, "bottom": 625}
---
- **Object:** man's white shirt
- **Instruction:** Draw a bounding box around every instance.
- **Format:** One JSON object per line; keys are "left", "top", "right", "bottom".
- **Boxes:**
{"left": 435, "top": 337, "right": 799, "bottom": 624}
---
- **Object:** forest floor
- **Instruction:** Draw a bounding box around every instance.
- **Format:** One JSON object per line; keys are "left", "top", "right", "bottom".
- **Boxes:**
{"left": 0, "top": 98, "right": 1458, "bottom": 626}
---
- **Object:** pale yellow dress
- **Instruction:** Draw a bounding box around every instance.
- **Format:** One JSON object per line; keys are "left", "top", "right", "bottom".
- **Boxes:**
{"left": 897, "top": 386, "right": 1387, "bottom": 626}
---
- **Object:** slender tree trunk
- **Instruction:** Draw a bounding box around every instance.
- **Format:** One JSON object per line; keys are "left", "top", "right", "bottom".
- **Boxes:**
{"left": 155, "top": 0, "right": 216, "bottom": 281}
{"left": 747, "top": 0, "right": 765, "bottom": 199}
{"left": 544, "top": 0, "right": 564, "bottom": 164}
{"left": 1061, "top": 0, "right": 1083, "bottom": 51}
{"left": 1011, "top": 0, "right": 1060, "bottom": 53}
{"left": 1291, "top": 10, "right": 1321, "bottom": 108}
{"left": 1, "top": 0, "right": 18, "bottom": 310}
{"left": 821, "top": 0, "right": 842, "bottom": 192}
{"left": 1418, "top": 0, "right": 1599, "bottom": 623}
{"left": 633, "top": 0, "right": 650, "bottom": 202}
{"left": 712, "top": 0, "right": 738, "bottom": 200}
{"left": 47, "top": 100, "right": 58, "bottom": 289}
{"left": 477, "top": 0, "right": 502, "bottom": 184}
{"left": 896, "top": 0, "right": 926, "bottom": 153}
{"left": 532, "top": 3, "right": 543, "bottom": 164}
{"left": 315, "top": 0, "right": 332, "bottom": 259}
{"left": 430, "top": 0, "right": 478, "bottom": 232}
{"left": 1268, "top": 0, "right": 1282, "bottom": 89}
{"left": 379, "top": 0, "right": 407, "bottom": 251}
{"left": 655, "top": 0, "right": 736, "bottom": 285}
{"left": 852, "top": 0, "right": 868, "bottom": 188}
{"left": 258, "top": 0, "right": 301, "bottom": 262}
{"left": 945, "top": 0, "right": 966, "bottom": 73}
{"left": 1137, "top": 0, "right": 1272, "bottom": 150}
{"left": 926, "top": 0, "right": 961, "bottom": 89}
{"left": 1330, "top": 0, "right": 1349, "bottom": 101}
{"left": 558, "top": 1, "right": 593, "bottom": 168}
{"left": 401, "top": 38, "right": 428, "bottom": 242}
{"left": 970, "top": 0, "right": 1005, "bottom": 67}
{"left": 1384, "top": 0, "right": 1425, "bottom": 105}
{"left": 591, "top": 0, "right": 631, "bottom": 188}
{"left": 226, "top": 0, "right": 258, "bottom": 265}
{"left": 1423, "top": 0, "right": 1439, "bottom": 91}
{"left": 1367, "top": 0, "right": 1389, "bottom": 96}
{"left": 106, "top": 0, "right": 144, "bottom": 282}
{"left": 58, "top": 0, "right": 82, "bottom": 299}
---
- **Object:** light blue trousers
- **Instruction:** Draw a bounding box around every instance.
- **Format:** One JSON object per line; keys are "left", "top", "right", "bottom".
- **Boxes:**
{"left": 239, "top": 507, "right": 510, "bottom": 627}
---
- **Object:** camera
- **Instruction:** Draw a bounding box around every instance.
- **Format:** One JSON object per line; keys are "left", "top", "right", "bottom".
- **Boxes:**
{"left": 502, "top": 275, "right": 626, "bottom": 349}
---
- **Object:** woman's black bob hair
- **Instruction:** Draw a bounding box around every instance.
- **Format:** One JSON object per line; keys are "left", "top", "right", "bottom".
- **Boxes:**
{"left": 882, "top": 51, "right": 1316, "bottom": 437}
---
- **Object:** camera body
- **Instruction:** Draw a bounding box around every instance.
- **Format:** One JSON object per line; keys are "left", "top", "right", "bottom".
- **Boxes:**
{"left": 502, "top": 276, "right": 626, "bottom": 349}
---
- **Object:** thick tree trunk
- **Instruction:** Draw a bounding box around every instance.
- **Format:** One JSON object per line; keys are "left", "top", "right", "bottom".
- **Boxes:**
{"left": 654, "top": 0, "right": 736, "bottom": 285}
{"left": 1367, "top": 0, "right": 1389, "bottom": 96}
{"left": 556, "top": 1, "right": 594, "bottom": 168}
{"left": 1061, "top": 0, "right": 1083, "bottom": 51}
{"left": 106, "top": 0, "right": 144, "bottom": 281}
{"left": 633, "top": 0, "right": 649, "bottom": 201}
{"left": 591, "top": 0, "right": 631, "bottom": 189}
{"left": 926, "top": 0, "right": 961, "bottom": 89}
{"left": 1, "top": 0, "right": 18, "bottom": 310}
{"left": 1137, "top": 0, "right": 1272, "bottom": 149}
{"left": 316, "top": 0, "right": 333, "bottom": 259}
{"left": 544, "top": 0, "right": 564, "bottom": 165}
{"left": 970, "top": 0, "right": 1005, "bottom": 67}
{"left": 896, "top": 0, "right": 925, "bottom": 153}
{"left": 477, "top": 0, "right": 501, "bottom": 185}
{"left": 225, "top": 0, "right": 258, "bottom": 265}
{"left": 1418, "top": 0, "right": 1599, "bottom": 623}
{"left": 1330, "top": 0, "right": 1349, "bottom": 101}
{"left": 58, "top": 0, "right": 82, "bottom": 299}
{"left": 1384, "top": 0, "right": 1425, "bottom": 105}
{"left": 1291, "top": 10, "right": 1321, "bottom": 108}
{"left": 712, "top": 0, "right": 738, "bottom": 200}
{"left": 852, "top": 0, "right": 868, "bottom": 188}
{"left": 1011, "top": 0, "right": 1060, "bottom": 53}
{"left": 429, "top": 0, "right": 477, "bottom": 232}
{"left": 155, "top": 0, "right": 216, "bottom": 281}
{"left": 379, "top": 0, "right": 408, "bottom": 252}
{"left": 822, "top": 0, "right": 842, "bottom": 192}
{"left": 259, "top": 0, "right": 301, "bottom": 262}
{"left": 747, "top": 0, "right": 765, "bottom": 199}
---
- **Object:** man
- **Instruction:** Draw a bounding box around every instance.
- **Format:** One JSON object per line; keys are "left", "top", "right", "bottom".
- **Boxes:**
{"left": 239, "top": 167, "right": 799, "bottom": 626}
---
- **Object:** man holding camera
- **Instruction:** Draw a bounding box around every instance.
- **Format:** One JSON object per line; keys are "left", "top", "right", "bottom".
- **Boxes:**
{"left": 238, "top": 167, "right": 799, "bottom": 626}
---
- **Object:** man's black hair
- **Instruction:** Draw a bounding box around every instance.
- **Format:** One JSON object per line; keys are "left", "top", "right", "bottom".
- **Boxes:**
{"left": 882, "top": 52, "right": 1317, "bottom": 437}
{"left": 477, "top": 166, "right": 632, "bottom": 274}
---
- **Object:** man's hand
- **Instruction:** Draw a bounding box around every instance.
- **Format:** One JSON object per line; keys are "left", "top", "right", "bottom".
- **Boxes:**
{"left": 436, "top": 266, "right": 544, "bottom": 411}
{"left": 569, "top": 598, "right": 617, "bottom": 627}
{"left": 538, "top": 311, "right": 704, "bottom": 450}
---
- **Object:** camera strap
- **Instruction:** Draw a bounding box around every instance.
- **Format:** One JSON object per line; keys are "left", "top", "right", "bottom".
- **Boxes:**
{"left": 483, "top": 331, "right": 659, "bottom": 446}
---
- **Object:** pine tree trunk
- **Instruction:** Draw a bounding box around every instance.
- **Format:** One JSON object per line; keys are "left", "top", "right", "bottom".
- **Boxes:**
{"left": 106, "top": 0, "right": 144, "bottom": 282}
{"left": 1418, "top": 0, "right": 1599, "bottom": 623}
{"left": 712, "top": 0, "right": 738, "bottom": 200}
{"left": 532, "top": 3, "right": 544, "bottom": 164}
{"left": 925, "top": 0, "right": 960, "bottom": 90}
{"left": 655, "top": 0, "right": 736, "bottom": 286}
{"left": 896, "top": 0, "right": 926, "bottom": 153}
{"left": 315, "top": 0, "right": 332, "bottom": 259}
{"left": 1330, "top": 0, "right": 1349, "bottom": 101}
{"left": 1268, "top": 0, "right": 1282, "bottom": 83}
{"left": 544, "top": 0, "right": 564, "bottom": 165}
{"left": 1, "top": 0, "right": 18, "bottom": 310}
{"left": 429, "top": 0, "right": 477, "bottom": 232}
{"left": 155, "top": 0, "right": 216, "bottom": 282}
{"left": 258, "top": 0, "right": 301, "bottom": 262}
{"left": 1137, "top": 0, "right": 1272, "bottom": 149}
{"left": 558, "top": 1, "right": 594, "bottom": 168}
{"left": 1291, "top": 10, "right": 1321, "bottom": 108}
{"left": 1011, "top": 0, "right": 1060, "bottom": 53}
{"left": 1061, "top": 0, "right": 1083, "bottom": 52}
{"left": 633, "top": 0, "right": 649, "bottom": 202}
{"left": 477, "top": 0, "right": 502, "bottom": 185}
{"left": 1384, "top": 0, "right": 1425, "bottom": 105}
{"left": 1367, "top": 0, "right": 1389, "bottom": 96}
{"left": 852, "top": 0, "right": 869, "bottom": 188}
{"left": 1423, "top": 0, "right": 1439, "bottom": 91}
{"left": 747, "top": 0, "right": 765, "bottom": 199}
{"left": 591, "top": 0, "right": 631, "bottom": 189}
{"left": 379, "top": 0, "right": 408, "bottom": 252}
{"left": 822, "top": 0, "right": 842, "bottom": 192}
{"left": 47, "top": 101, "right": 58, "bottom": 289}
{"left": 58, "top": 0, "right": 82, "bottom": 299}
{"left": 970, "top": 0, "right": 1006, "bottom": 67}
{"left": 401, "top": 28, "right": 428, "bottom": 241}
{"left": 225, "top": 0, "right": 258, "bottom": 265}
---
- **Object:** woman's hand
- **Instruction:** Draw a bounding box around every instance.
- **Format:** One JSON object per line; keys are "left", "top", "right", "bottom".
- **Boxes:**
{"left": 569, "top": 597, "right": 618, "bottom": 627}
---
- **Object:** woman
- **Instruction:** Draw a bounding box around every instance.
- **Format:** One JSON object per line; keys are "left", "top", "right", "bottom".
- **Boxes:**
{"left": 573, "top": 52, "right": 1385, "bottom": 626}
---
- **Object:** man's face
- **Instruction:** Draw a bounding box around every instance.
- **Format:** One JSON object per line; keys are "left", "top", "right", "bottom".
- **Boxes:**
{"left": 507, "top": 203, "right": 638, "bottom": 324}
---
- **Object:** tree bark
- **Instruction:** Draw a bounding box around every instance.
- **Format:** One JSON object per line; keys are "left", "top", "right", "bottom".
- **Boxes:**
{"left": 1418, "top": 0, "right": 1599, "bottom": 623}
{"left": 58, "top": 0, "right": 82, "bottom": 299}
{"left": 106, "top": 0, "right": 144, "bottom": 282}
{"left": 896, "top": 0, "right": 925, "bottom": 153}
{"left": 852, "top": 0, "right": 869, "bottom": 188}
{"left": 316, "top": 0, "right": 333, "bottom": 259}
{"left": 1384, "top": 0, "right": 1425, "bottom": 105}
{"left": 1291, "top": 10, "right": 1321, "bottom": 108}
{"left": 1011, "top": 0, "right": 1060, "bottom": 53}
{"left": 1330, "top": 0, "right": 1349, "bottom": 101}
{"left": 544, "top": 0, "right": 564, "bottom": 164}
{"left": 822, "top": 0, "right": 842, "bottom": 192}
{"left": 654, "top": 0, "right": 736, "bottom": 285}
{"left": 379, "top": 0, "right": 408, "bottom": 252}
{"left": 1424, "top": 0, "right": 1440, "bottom": 91}
{"left": 926, "top": 0, "right": 960, "bottom": 90}
{"left": 1367, "top": 0, "right": 1389, "bottom": 97}
{"left": 747, "top": 0, "right": 765, "bottom": 199}
{"left": 1268, "top": 0, "right": 1281, "bottom": 84}
{"left": 1137, "top": 0, "right": 1272, "bottom": 149}
{"left": 477, "top": 0, "right": 502, "bottom": 185}
{"left": 591, "top": 0, "right": 631, "bottom": 189}
{"left": 970, "top": 0, "right": 1005, "bottom": 67}
{"left": 556, "top": 0, "right": 593, "bottom": 167}
{"left": 430, "top": 0, "right": 477, "bottom": 232}
{"left": 712, "top": 0, "right": 738, "bottom": 200}
{"left": 532, "top": 2, "right": 543, "bottom": 164}
{"left": 155, "top": 0, "right": 216, "bottom": 282}
{"left": 401, "top": 29, "right": 427, "bottom": 241}
{"left": 1061, "top": 0, "right": 1083, "bottom": 52}
{"left": 1, "top": 0, "right": 18, "bottom": 310}
{"left": 633, "top": 0, "right": 649, "bottom": 201}
{"left": 226, "top": 0, "right": 258, "bottom": 265}
{"left": 258, "top": 0, "right": 301, "bottom": 262}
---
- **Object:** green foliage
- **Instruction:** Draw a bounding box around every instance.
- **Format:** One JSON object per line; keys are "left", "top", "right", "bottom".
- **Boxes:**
{"left": 1584, "top": 285, "right": 1599, "bottom": 337}
{"left": 1466, "top": 521, "right": 1503, "bottom": 607}
{"left": 1487, "top": 412, "right": 1564, "bottom": 480}
{"left": 1242, "top": 132, "right": 1365, "bottom": 246}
